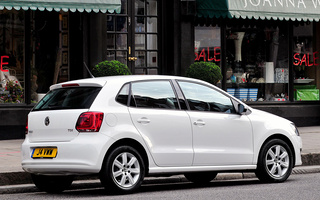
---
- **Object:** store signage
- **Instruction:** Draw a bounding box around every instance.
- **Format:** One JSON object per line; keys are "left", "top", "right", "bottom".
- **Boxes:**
{"left": 244, "top": 0, "right": 309, "bottom": 9}
{"left": 0, "top": 55, "right": 9, "bottom": 72}
{"left": 293, "top": 52, "right": 319, "bottom": 66}
{"left": 195, "top": 47, "right": 221, "bottom": 62}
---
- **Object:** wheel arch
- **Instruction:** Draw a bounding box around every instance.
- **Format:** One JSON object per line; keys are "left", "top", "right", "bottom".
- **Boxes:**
{"left": 100, "top": 138, "right": 150, "bottom": 175}
{"left": 258, "top": 134, "right": 296, "bottom": 167}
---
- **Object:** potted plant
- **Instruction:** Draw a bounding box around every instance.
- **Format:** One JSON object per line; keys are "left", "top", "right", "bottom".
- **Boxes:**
{"left": 186, "top": 61, "right": 223, "bottom": 85}
{"left": 92, "top": 60, "right": 131, "bottom": 77}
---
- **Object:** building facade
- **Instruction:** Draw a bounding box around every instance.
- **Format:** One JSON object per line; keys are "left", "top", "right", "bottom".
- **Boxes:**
{"left": 0, "top": 0, "right": 320, "bottom": 139}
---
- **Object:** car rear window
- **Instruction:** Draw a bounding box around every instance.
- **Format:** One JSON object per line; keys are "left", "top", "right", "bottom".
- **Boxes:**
{"left": 32, "top": 87, "right": 101, "bottom": 111}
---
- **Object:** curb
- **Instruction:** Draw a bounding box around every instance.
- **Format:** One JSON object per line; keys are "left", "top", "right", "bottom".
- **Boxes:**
{"left": 1, "top": 165, "right": 320, "bottom": 194}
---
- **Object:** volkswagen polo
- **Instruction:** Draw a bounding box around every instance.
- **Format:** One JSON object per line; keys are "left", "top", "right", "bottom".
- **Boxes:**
{"left": 22, "top": 75, "right": 302, "bottom": 194}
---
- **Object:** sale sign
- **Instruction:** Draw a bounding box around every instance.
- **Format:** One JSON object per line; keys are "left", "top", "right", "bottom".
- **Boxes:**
{"left": 195, "top": 47, "right": 221, "bottom": 62}
{"left": 293, "top": 51, "right": 319, "bottom": 66}
{"left": 1, "top": 56, "right": 9, "bottom": 72}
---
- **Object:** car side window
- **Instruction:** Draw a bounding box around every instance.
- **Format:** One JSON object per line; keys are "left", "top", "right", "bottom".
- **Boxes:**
{"left": 178, "top": 81, "right": 235, "bottom": 113}
{"left": 116, "top": 84, "right": 130, "bottom": 106}
{"left": 131, "top": 81, "right": 179, "bottom": 109}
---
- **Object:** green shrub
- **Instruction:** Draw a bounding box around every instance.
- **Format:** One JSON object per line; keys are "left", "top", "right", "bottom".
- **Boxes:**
{"left": 186, "top": 61, "right": 223, "bottom": 85}
{"left": 92, "top": 60, "right": 131, "bottom": 77}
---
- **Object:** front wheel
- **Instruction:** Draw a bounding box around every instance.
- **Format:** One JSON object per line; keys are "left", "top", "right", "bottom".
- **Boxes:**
{"left": 31, "top": 174, "right": 73, "bottom": 193}
{"left": 100, "top": 146, "right": 145, "bottom": 194}
{"left": 255, "top": 139, "right": 293, "bottom": 183}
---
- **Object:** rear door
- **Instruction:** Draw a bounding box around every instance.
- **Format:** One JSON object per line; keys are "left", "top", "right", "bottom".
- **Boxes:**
{"left": 28, "top": 86, "right": 101, "bottom": 142}
{"left": 128, "top": 80, "right": 193, "bottom": 167}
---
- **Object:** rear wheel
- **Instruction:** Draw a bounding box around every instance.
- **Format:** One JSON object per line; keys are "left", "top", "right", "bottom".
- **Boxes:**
{"left": 184, "top": 172, "right": 217, "bottom": 184}
{"left": 255, "top": 139, "right": 293, "bottom": 183}
{"left": 31, "top": 174, "right": 73, "bottom": 193}
{"left": 100, "top": 146, "right": 145, "bottom": 194}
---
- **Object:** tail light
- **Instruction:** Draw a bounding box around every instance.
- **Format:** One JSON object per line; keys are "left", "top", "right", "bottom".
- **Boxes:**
{"left": 76, "top": 112, "right": 104, "bottom": 132}
{"left": 25, "top": 117, "right": 28, "bottom": 135}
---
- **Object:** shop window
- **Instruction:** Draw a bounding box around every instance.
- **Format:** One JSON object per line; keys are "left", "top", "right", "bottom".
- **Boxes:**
{"left": 225, "top": 22, "right": 289, "bottom": 102}
{"left": 293, "top": 22, "right": 319, "bottom": 101}
{"left": 0, "top": 10, "right": 25, "bottom": 104}
{"left": 194, "top": 26, "right": 221, "bottom": 66}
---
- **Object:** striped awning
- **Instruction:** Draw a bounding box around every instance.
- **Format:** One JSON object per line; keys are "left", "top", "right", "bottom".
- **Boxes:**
{"left": 197, "top": 0, "right": 320, "bottom": 21}
{"left": 0, "top": 0, "right": 121, "bottom": 13}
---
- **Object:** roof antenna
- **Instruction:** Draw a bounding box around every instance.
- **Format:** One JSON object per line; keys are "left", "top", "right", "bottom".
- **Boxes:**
{"left": 83, "top": 62, "right": 95, "bottom": 78}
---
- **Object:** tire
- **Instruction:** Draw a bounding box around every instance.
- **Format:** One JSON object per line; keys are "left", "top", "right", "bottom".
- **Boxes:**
{"left": 255, "top": 139, "right": 293, "bottom": 183}
{"left": 184, "top": 172, "right": 217, "bottom": 184}
{"left": 100, "top": 146, "right": 145, "bottom": 194}
{"left": 31, "top": 174, "right": 73, "bottom": 193}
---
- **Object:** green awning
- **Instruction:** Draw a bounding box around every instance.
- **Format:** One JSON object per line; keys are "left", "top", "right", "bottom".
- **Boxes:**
{"left": 197, "top": 0, "right": 320, "bottom": 21}
{"left": 0, "top": 0, "right": 121, "bottom": 13}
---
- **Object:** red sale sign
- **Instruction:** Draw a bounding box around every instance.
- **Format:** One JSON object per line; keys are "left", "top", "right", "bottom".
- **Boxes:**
{"left": 1, "top": 56, "right": 9, "bottom": 72}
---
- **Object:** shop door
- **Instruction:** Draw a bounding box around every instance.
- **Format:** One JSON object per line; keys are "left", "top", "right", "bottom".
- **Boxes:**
{"left": 106, "top": 0, "right": 159, "bottom": 75}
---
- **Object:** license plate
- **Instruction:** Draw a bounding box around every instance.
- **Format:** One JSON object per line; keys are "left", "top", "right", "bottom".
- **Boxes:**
{"left": 32, "top": 147, "right": 57, "bottom": 158}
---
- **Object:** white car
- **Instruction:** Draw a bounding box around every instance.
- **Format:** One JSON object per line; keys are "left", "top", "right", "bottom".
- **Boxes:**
{"left": 22, "top": 75, "right": 302, "bottom": 194}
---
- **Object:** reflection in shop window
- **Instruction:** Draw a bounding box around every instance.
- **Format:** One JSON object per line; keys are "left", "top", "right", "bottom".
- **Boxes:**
{"left": 0, "top": 10, "right": 25, "bottom": 104}
{"left": 293, "top": 22, "right": 319, "bottom": 101}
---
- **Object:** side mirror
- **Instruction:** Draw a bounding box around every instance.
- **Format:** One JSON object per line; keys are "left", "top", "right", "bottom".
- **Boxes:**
{"left": 238, "top": 104, "right": 246, "bottom": 114}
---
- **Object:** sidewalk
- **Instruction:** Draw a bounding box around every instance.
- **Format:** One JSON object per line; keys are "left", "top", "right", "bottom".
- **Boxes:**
{"left": 0, "top": 126, "right": 320, "bottom": 187}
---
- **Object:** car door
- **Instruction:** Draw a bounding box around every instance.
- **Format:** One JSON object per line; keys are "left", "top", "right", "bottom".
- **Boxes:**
{"left": 128, "top": 80, "right": 193, "bottom": 167}
{"left": 178, "top": 81, "right": 253, "bottom": 166}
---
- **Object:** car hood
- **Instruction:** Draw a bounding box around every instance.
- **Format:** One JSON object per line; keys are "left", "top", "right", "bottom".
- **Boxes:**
{"left": 249, "top": 108, "right": 292, "bottom": 123}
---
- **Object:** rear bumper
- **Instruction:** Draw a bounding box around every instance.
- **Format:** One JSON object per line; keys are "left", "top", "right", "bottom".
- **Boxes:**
{"left": 21, "top": 133, "right": 114, "bottom": 175}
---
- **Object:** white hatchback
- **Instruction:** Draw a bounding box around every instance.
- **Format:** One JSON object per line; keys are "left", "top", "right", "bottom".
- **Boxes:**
{"left": 22, "top": 75, "right": 302, "bottom": 194}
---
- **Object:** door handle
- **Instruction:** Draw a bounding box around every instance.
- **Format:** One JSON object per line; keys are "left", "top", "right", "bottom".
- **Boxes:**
{"left": 128, "top": 57, "right": 138, "bottom": 61}
{"left": 194, "top": 120, "right": 205, "bottom": 126}
{"left": 137, "top": 117, "right": 150, "bottom": 124}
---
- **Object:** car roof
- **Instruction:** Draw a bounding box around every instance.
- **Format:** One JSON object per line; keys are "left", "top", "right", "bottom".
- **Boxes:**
{"left": 50, "top": 75, "right": 204, "bottom": 90}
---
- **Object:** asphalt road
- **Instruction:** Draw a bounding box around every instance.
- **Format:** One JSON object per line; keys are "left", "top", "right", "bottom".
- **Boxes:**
{"left": 1, "top": 173, "right": 319, "bottom": 200}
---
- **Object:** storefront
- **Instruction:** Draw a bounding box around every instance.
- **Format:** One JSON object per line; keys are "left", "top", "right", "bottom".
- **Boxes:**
{"left": 190, "top": 0, "right": 320, "bottom": 126}
{"left": 0, "top": 0, "right": 173, "bottom": 139}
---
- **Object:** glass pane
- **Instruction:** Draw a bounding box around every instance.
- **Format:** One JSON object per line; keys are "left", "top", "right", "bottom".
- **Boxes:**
{"left": 293, "top": 22, "right": 318, "bottom": 101}
{"left": 147, "top": 52, "right": 157, "bottom": 67}
{"left": 147, "top": 17, "right": 157, "bottom": 32}
{"left": 195, "top": 26, "right": 221, "bottom": 65}
{"left": 135, "top": 51, "right": 145, "bottom": 68}
{"left": 116, "top": 34, "right": 127, "bottom": 49}
{"left": 106, "top": 51, "right": 115, "bottom": 60}
{"left": 147, "top": 0, "right": 157, "bottom": 15}
{"left": 147, "top": 68, "right": 158, "bottom": 75}
{"left": 116, "top": 51, "right": 128, "bottom": 65}
{"left": 116, "top": 17, "right": 128, "bottom": 32}
{"left": 135, "top": 17, "right": 145, "bottom": 33}
{"left": 0, "top": 10, "right": 25, "bottom": 104}
{"left": 120, "top": 0, "right": 128, "bottom": 14}
{"left": 135, "top": 68, "right": 146, "bottom": 75}
{"left": 131, "top": 81, "right": 178, "bottom": 109}
{"left": 179, "top": 81, "right": 235, "bottom": 113}
{"left": 135, "top": 0, "right": 145, "bottom": 15}
{"left": 107, "top": 34, "right": 115, "bottom": 49}
{"left": 107, "top": 16, "right": 114, "bottom": 31}
{"left": 147, "top": 35, "right": 157, "bottom": 50}
{"left": 223, "top": 23, "right": 289, "bottom": 102}
{"left": 135, "top": 34, "right": 145, "bottom": 50}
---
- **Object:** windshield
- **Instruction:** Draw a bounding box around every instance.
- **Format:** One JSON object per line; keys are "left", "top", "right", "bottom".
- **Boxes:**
{"left": 33, "top": 87, "right": 101, "bottom": 111}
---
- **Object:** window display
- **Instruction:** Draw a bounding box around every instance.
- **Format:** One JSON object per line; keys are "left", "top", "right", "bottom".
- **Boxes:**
{"left": 225, "top": 22, "right": 289, "bottom": 102}
{"left": 0, "top": 10, "right": 25, "bottom": 103}
{"left": 293, "top": 22, "right": 319, "bottom": 101}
